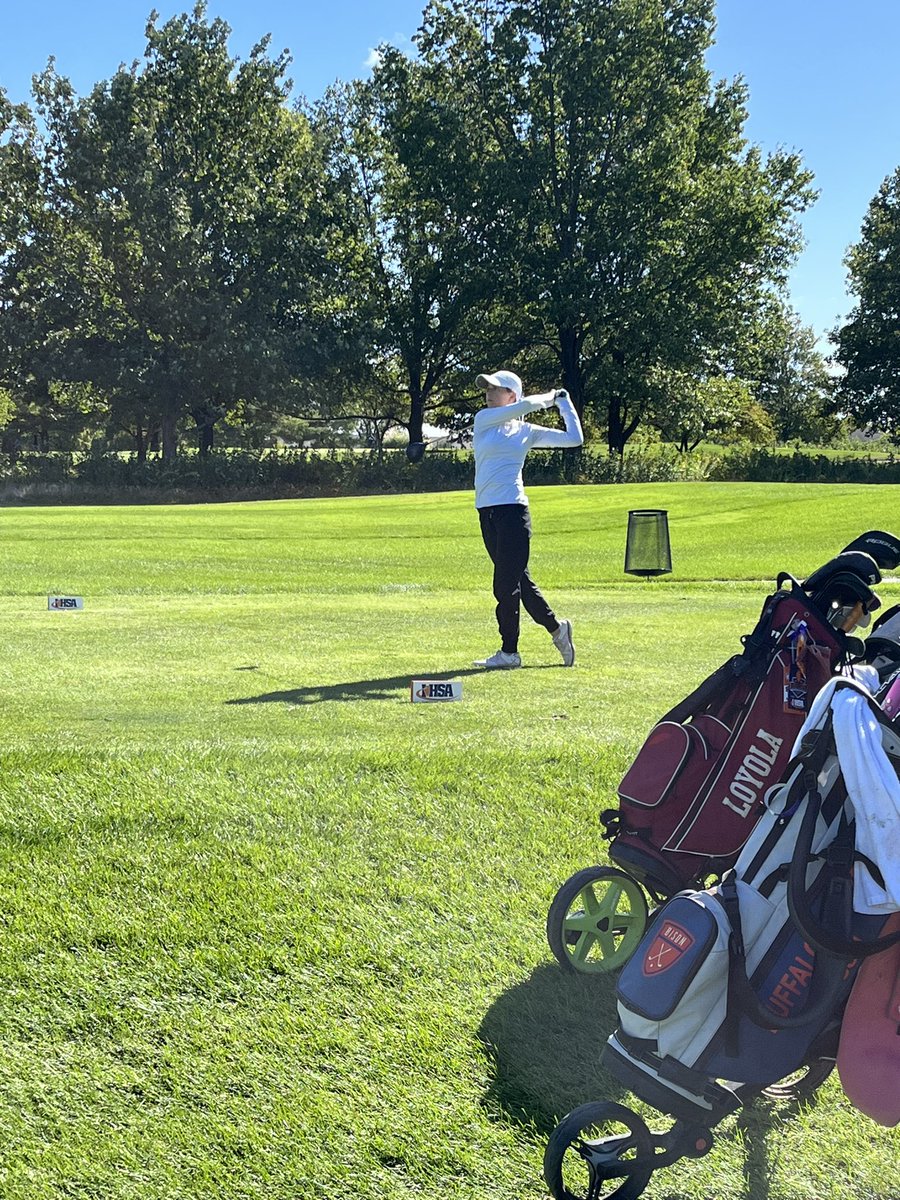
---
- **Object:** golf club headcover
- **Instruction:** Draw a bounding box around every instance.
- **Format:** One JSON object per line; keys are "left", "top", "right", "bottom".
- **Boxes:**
{"left": 803, "top": 553, "right": 882, "bottom": 625}
{"left": 865, "top": 604, "right": 900, "bottom": 679}
{"left": 841, "top": 530, "right": 900, "bottom": 571}
{"left": 803, "top": 550, "right": 881, "bottom": 592}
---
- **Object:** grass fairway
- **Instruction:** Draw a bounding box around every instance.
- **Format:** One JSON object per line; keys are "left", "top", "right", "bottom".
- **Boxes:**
{"left": 0, "top": 481, "right": 898, "bottom": 1200}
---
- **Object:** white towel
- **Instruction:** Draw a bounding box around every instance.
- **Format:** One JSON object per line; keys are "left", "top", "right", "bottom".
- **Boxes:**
{"left": 792, "top": 676, "right": 900, "bottom": 914}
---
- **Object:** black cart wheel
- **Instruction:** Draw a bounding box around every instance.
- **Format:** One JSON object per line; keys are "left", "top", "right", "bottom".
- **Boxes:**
{"left": 544, "top": 1101, "right": 654, "bottom": 1200}
{"left": 762, "top": 1058, "right": 835, "bottom": 1101}
{"left": 547, "top": 867, "right": 648, "bottom": 974}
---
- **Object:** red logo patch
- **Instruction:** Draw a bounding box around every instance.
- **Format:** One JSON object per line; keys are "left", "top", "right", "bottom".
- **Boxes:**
{"left": 642, "top": 921, "right": 695, "bottom": 976}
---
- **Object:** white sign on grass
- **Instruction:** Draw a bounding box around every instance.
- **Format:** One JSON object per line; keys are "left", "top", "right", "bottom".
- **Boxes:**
{"left": 48, "top": 596, "right": 84, "bottom": 610}
{"left": 410, "top": 680, "right": 463, "bottom": 703}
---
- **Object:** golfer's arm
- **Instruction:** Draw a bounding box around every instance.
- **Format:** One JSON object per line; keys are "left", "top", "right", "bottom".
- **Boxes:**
{"left": 529, "top": 395, "right": 584, "bottom": 449}
{"left": 474, "top": 396, "right": 553, "bottom": 430}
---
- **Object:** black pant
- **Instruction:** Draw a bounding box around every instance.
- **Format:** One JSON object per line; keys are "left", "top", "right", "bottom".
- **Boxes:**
{"left": 478, "top": 503, "right": 557, "bottom": 653}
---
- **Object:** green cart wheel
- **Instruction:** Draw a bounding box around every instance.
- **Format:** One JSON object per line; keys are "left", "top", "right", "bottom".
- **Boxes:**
{"left": 543, "top": 1101, "right": 654, "bottom": 1200}
{"left": 546, "top": 866, "right": 648, "bottom": 974}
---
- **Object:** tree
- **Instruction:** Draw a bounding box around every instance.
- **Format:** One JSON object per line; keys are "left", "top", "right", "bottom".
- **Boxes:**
{"left": 740, "top": 304, "right": 837, "bottom": 443}
{"left": 5, "top": 4, "right": 339, "bottom": 459}
{"left": 649, "top": 369, "right": 772, "bottom": 451}
{"left": 0, "top": 90, "right": 57, "bottom": 460}
{"left": 311, "top": 62, "right": 500, "bottom": 444}
{"left": 413, "top": 0, "right": 815, "bottom": 452}
{"left": 831, "top": 167, "right": 900, "bottom": 438}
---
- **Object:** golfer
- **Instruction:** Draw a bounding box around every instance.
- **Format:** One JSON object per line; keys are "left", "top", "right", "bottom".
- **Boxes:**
{"left": 472, "top": 369, "right": 584, "bottom": 670}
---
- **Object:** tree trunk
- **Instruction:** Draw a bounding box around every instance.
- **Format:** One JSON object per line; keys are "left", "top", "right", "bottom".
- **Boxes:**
{"left": 2, "top": 427, "right": 20, "bottom": 466}
{"left": 194, "top": 407, "right": 215, "bottom": 456}
{"left": 407, "top": 381, "right": 425, "bottom": 444}
{"left": 607, "top": 396, "right": 642, "bottom": 455}
{"left": 558, "top": 327, "right": 586, "bottom": 479}
{"left": 607, "top": 397, "right": 626, "bottom": 455}
{"left": 559, "top": 327, "right": 585, "bottom": 419}
{"left": 162, "top": 409, "right": 178, "bottom": 460}
{"left": 135, "top": 421, "right": 147, "bottom": 464}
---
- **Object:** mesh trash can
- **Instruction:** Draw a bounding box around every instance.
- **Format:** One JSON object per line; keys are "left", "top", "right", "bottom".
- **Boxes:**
{"left": 625, "top": 509, "right": 672, "bottom": 577}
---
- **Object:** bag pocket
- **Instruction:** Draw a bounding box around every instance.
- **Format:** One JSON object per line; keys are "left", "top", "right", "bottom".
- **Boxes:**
{"left": 616, "top": 893, "right": 721, "bottom": 1022}
{"left": 618, "top": 720, "right": 719, "bottom": 809}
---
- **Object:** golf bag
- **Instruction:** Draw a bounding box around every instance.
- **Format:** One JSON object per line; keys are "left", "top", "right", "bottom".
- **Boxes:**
{"left": 601, "top": 542, "right": 896, "bottom": 899}
{"left": 604, "top": 679, "right": 900, "bottom": 1124}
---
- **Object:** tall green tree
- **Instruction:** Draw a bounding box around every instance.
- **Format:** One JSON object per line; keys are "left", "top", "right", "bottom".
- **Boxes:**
{"left": 0, "top": 90, "right": 63, "bottom": 459}
{"left": 312, "top": 58, "right": 500, "bottom": 444}
{"left": 737, "top": 303, "right": 837, "bottom": 443}
{"left": 832, "top": 167, "right": 900, "bottom": 438}
{"left": 413, "top": 0, "right": 815, "bottom": 452}
{"left": 6, "top": 4, "right": 339, "bottom": 459}
{"left": 649, "top": 370, "right": 772, "bottom": 452}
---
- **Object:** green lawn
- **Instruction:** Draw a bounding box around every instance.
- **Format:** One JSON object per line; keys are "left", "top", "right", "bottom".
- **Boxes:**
{"left": 0, "top": 482, "right": 898, "bottom": 1200}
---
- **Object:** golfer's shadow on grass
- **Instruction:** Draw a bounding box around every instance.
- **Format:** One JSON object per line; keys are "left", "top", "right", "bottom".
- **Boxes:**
{"left": 476, "top": 962, "right": 626, "bottom": 1135}
{"left": 227, "top": 666, "right": 550, "bottom": 706}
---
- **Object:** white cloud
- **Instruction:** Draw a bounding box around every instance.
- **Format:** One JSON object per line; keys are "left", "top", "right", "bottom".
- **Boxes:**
{"left": 365, "top": 32, "right": 416, "bottom": 72}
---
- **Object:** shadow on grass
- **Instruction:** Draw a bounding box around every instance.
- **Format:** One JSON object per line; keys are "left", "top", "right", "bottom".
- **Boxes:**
{"left": 636, "top": 1083, "right": 824, "bottom": 1200}
{"left": 476, "top": 962, "right": 626, "bottom": 1136}
{"left": 226, "top": 666, "right": 554, "bottom": 705}
{"left": 728, "top": 1090, "right": 822, "bottom": 1200}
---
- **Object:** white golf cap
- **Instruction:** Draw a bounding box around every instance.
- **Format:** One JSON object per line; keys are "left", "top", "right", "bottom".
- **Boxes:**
{"left": 475, "top": 370, "right": 523, "bottom": 399}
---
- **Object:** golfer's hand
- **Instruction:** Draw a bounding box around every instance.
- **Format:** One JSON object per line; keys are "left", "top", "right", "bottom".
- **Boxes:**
{"left": 553, "top": 389, "right": 569, "bottom": 405}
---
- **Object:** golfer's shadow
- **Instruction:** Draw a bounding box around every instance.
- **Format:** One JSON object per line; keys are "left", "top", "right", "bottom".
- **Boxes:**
{"left": 227, "top": 667, "right": 491, "bottom": 706}
{"left": 477, "top": 962, "right": 625, "bottom": 1134}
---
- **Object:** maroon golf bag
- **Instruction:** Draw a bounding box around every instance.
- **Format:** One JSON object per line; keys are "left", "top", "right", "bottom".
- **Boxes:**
{"left": 600, "top": 536, "right": 900, "bottom": 899}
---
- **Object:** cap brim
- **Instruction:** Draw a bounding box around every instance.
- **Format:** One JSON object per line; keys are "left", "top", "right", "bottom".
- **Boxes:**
{"left": 475, "top": 373, "right": 502, "bottom": 389}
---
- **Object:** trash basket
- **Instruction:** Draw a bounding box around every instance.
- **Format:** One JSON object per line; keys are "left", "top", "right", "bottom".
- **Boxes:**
{"left": 625, "top": 509, "right": 672, "bottom": 577}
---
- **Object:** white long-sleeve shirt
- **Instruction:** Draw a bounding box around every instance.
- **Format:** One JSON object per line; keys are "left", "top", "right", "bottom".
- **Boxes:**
{"left": 472, "top": 392, "right": 584, "bottom": 509}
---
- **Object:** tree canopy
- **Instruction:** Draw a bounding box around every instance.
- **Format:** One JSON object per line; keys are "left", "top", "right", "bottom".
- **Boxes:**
{"left": 832, "top": 167, "right": 900, "bottom": 439}
{"left": 406, "top": 0, "right": 815, "bottom": 451}
{"left": 0, "top": 0, "right": 833, "bottom": 460}
{"left": 1, "top": 4, "right": 340, "bottom": 458}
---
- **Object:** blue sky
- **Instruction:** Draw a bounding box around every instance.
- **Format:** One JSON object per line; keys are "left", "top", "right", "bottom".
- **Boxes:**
{"left": 2, "top": 0, "right": 898, "bottom": 348}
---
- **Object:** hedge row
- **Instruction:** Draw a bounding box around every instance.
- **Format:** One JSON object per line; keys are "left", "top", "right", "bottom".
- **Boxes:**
{"left": 1, "top": 445, "right": 898, "bottom": 504}
{"left": 706, "top": 448, "right": 900, "bottom": 483}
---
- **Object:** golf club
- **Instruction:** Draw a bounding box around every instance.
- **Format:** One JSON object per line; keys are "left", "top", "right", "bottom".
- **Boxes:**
{"left": 406, "top": 424, "right": 473, "bottom": 464}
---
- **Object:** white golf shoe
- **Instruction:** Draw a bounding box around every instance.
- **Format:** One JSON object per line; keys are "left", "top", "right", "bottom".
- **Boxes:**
{"left": 474, "top": 650, "right": 522, "bottom": 670}
{"left": 552, "top": 619, "right": 575, "bottom": 666}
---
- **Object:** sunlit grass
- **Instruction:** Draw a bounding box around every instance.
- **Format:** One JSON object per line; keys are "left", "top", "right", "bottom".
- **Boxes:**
{"left": 0, "top": 482, "right": 897, "bottom": 1199}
